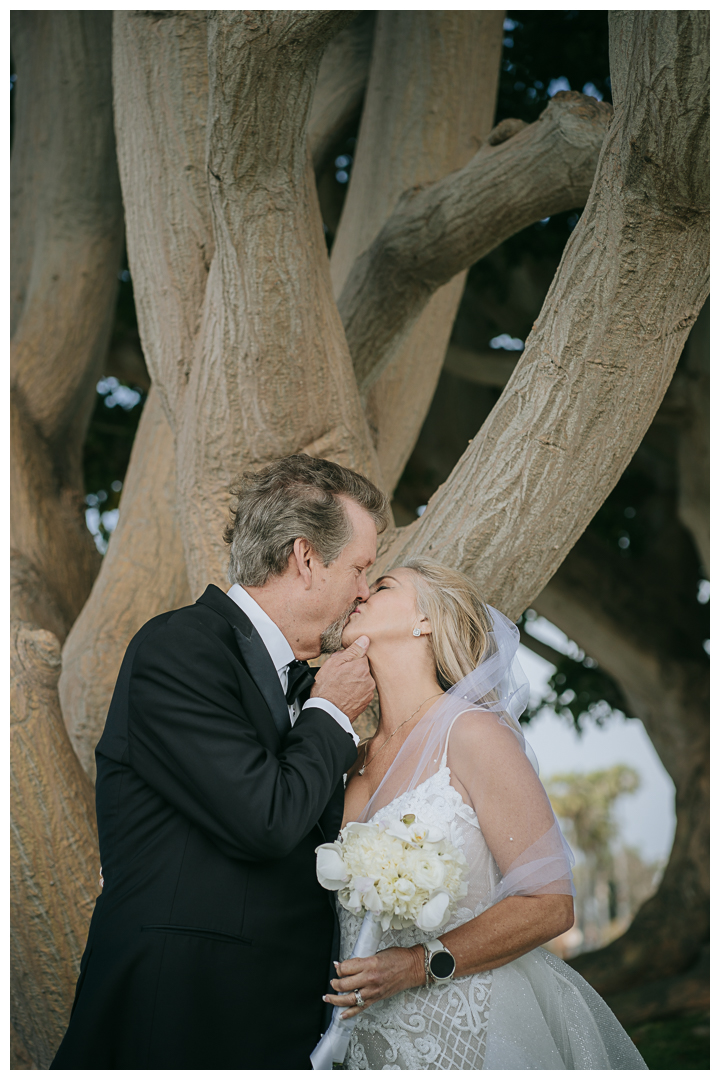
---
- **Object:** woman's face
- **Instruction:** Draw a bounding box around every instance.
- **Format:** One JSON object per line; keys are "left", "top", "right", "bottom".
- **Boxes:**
{"left": 341, "top": 567, "right": 428, "bottom": 650}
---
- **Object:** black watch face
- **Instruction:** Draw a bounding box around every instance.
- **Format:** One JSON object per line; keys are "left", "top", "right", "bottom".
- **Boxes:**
{"left": 430, "top": 950, "right": 455, "bottom": 979}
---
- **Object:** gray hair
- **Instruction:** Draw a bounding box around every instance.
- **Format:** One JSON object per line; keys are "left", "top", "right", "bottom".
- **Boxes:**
{"left": 224, "top": 454, "right": 389, "bottom": 587}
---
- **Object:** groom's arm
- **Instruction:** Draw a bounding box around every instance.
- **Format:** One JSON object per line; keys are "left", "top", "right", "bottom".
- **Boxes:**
{"left": 127, "top": 621, "right": 357, "bottom": 862}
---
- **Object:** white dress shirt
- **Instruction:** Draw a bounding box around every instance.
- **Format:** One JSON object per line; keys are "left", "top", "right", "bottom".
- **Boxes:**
{"left": 227, "top": 584, "right": 358, "bottom": 745}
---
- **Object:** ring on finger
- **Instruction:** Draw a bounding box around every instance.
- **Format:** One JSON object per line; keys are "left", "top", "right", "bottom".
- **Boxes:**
{"left": 354, "top": 989, "right": 365, "bottom": 1008}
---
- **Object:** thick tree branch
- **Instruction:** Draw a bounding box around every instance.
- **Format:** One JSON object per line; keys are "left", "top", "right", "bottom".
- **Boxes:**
{"left": 11, "top": 623, "right": 99, "bottom": 1068}
{"left": 10, "top": 13, "right": 123, "bottom": 442}
{"left": 167, "top": 11, "right": 379, "bottom": 591}
{"left": 113, "top": 11, "right": 213, "bottom": 426}
{"left": 59, "top": 391, "right": 191, "bottom": 780}
{"left": 11, "top": 11, "right": 123, "bottom": 634}
{"left": 340, "top": 92, "right": 612, "bottom": 398}
{"left": 61, "top": 11, "right": 215, "bottom": 769}
{"left": 64, "top": 10, "right": 372, "bottom": 766}
{"left": 375, "top": 11, "right": 708, "bottom": 622}
{"left": 116, "top": 11, "right": 378, "bottom": 595}
{"left": 330, "top": 12, "right": 505, "bottom": 492}
{"left": 445, "top": 340, "right": 695, "bottom": 426}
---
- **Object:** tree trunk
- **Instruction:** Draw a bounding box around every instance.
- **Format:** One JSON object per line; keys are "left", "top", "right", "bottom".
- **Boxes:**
{"left": 339, "top": 92, "right": 611, "bottom": 401}
{"left": 11, "top": 11, "right": 123, "bottom": 633}
{"left": 115, "top": 11, "right": 379, "bottom": 595}
{"left": 59, "top": 390, "right": 191, "bottom": 779}
{"left": 11, "top": 624, "right": 100, "bottom": 1070}
{"left": 330, "top": 12, "right": 504, "bottom": 491}
{"left": 375, "top": 11, "right": 709, "bottom": 623}
{"left": 59, "top": 9, "right": 213, "bottom": 768}
{"left": 10, "top": 12, "right": 123, "bottom": 1063}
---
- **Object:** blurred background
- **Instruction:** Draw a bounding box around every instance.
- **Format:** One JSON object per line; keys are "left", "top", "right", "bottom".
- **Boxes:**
{"left": 12, "top": 11, "right": 707, "bottom": 1068}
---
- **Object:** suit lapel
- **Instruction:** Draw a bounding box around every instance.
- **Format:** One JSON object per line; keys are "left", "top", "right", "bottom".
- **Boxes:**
{"left": 197, "top": 585, "right": 291, "bottom": 740}
{"left": 232, "top": 624, "right": 291, "bottom": 740}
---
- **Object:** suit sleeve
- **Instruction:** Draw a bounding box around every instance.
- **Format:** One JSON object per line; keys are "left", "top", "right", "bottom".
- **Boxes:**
{"left": 127, "top": 620, "right": 357, "bottom": 862}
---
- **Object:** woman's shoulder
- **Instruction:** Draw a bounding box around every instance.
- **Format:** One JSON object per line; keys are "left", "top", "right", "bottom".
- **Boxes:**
{"left": 447, "top": 708, "right": 531, "bottom": 775}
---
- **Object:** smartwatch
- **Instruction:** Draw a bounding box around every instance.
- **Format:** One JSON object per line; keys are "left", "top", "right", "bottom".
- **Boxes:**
{"left": 423, "top": 938, "right": 456, "bottom": 987}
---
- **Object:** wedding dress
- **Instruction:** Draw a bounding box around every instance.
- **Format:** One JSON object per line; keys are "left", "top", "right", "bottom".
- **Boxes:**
{"left": 337, "top": 608, "right": 647, "bottom": 1070}
{"left": 338, "top": 748, "right": 646, "bottom": 1069}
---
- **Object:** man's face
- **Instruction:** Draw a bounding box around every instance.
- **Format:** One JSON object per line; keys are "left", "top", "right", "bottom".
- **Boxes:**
{"left": 315, "top": 499, "right": 378, "bottom": 653}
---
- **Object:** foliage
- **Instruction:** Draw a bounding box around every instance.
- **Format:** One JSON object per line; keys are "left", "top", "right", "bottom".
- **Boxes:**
{"left": 520, "top": 611, "right": 629, "bottom": 732}
{"left": 545, "top": 765, "right": 640, "bottom": 870}
{"left": 495, "top": 10, "right": 611, "bottom": 267}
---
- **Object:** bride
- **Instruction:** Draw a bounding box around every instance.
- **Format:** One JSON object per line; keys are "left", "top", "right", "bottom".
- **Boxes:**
{"left": 323, "top": 558, "right": 647, "bottom": 1070}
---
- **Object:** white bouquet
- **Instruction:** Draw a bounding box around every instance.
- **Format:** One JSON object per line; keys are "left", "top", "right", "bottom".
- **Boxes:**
{"left": 310, "top": 814, "right": 468, "bottom": 1069}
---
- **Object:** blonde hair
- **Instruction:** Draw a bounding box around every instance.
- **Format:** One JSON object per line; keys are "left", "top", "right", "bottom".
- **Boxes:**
{"left": 399, "top": 557, "right": 494, "bottom": 690}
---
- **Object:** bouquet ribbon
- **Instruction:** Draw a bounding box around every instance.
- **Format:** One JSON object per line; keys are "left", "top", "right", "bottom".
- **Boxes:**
{"left": 310, "top": 912, "right": 384, "bottom": 1070}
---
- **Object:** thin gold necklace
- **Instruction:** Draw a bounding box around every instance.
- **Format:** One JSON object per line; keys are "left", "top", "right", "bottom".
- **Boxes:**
{"left": 358, "top": 693, "right": 444, "bottom": 776}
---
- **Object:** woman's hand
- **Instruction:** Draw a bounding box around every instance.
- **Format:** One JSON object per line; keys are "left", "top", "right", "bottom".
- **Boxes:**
{"left": 324, "top": 945, "right": 426, "bottom": 1019}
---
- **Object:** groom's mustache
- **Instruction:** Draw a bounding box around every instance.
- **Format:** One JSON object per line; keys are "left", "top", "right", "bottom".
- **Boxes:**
{"left": 320, "top": 602, "right": 359, "bottom": 655}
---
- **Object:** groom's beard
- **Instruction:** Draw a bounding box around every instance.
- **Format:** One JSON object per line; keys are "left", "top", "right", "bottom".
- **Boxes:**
{"left": 320, "top": 603, "right": 357, "bottom": 655}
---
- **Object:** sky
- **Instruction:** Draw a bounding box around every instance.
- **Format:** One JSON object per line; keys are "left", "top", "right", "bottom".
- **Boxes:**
{"left": 518, "top": 640, "right": 676, "bottom": 865}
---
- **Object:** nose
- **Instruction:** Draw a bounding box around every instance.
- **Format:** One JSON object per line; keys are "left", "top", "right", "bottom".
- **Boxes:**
{"left": 356, "top": 576, "right": 370, "bottom": 602}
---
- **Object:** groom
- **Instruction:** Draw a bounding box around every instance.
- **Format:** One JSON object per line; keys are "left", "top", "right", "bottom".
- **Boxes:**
{"left": 51, "top": 455, "right": 389, "bottom": 1070}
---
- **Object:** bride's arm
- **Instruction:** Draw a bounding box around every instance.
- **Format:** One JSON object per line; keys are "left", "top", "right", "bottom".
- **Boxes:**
{"left": 328, "top": 891, "right": 572, "bottom": 1018}
{"left": 327, "top": 713, "right": 574, "bottom": 1018}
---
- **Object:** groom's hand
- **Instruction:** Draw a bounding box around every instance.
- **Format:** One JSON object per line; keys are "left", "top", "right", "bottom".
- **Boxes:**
{"left": 310, "top": 636, "right": 374, "bottom": 722}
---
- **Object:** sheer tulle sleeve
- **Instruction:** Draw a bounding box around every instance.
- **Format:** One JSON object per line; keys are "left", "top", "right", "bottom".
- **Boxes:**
{"left": 446, "top": 710, "right": 575, "bottom": 908}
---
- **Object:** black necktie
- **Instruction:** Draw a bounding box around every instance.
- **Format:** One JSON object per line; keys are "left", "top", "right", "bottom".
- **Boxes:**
{"left": 285, "top": 659, "right": 316, "bottom": 706}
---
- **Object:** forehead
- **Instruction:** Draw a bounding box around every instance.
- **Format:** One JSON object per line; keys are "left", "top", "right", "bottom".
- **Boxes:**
{"left": 341, "top": 497, "right": 377, "bottom": 554}
{"left": 374, "top": 567, "right": 415, "bottom": 587}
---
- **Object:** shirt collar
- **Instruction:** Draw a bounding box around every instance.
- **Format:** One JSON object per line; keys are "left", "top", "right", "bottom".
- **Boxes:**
{"left": 226, "top": 583, "right": 295, "bottom": 674}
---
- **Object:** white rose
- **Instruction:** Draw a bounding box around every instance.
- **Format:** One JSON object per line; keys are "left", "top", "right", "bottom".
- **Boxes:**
{"left": 394, "top": 877, "right": 417, "bottom": 903}
{"left": 416, "top": 890, "right": 451, "bottom": 931}
{"left": 403, "top": 851, "right": 446, "bottom": 892}
{"left": 315, "top": 842, "right": 349, "bottom": 890}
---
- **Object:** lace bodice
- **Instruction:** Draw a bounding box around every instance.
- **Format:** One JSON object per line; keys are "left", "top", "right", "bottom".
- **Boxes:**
{"left": 339, "top": 765, "right": 499, "bottom": 1070}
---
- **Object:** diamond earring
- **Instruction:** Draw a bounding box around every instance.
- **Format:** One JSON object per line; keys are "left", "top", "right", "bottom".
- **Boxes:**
{"left": 412, "top": 628, "right": 421, "bottom": 637}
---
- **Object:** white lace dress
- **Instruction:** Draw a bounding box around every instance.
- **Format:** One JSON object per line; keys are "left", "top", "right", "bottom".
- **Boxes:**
{"left": 338, "top": 762, "right": 647, "bottom": 1070}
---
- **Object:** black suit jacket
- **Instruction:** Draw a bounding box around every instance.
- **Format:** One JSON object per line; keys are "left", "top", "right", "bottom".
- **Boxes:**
{"left": 51, "top": 585, "right": 357, "bottom": 1070}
